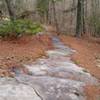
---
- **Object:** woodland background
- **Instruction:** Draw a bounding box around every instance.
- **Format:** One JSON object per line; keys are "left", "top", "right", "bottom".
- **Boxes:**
{"left": 0, "top": 0, "right": 100, "bottom": 37}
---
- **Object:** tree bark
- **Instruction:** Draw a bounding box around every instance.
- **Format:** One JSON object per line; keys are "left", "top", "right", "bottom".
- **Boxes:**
{"left": 52, "top": 0, "right": 60, "bottom": 35}
{"left": 75, "top": 0, "right": 85, "bottom": 37}
{"left": 5, "top": 0, "right": 15, "bottom": 21}
{"left": 76, "top": 0, "right": 82, "bottom": 37}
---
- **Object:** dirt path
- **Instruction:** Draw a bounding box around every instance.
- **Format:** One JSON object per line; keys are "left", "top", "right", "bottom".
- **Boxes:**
{"left": 0, "top": 34, "right": 99, "bottom": 100}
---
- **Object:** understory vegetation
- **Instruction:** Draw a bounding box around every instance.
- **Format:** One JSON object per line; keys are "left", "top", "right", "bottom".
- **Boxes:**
{"left": 0, "top": 19, "right": 43, "bottom": 38}
{"left": 0, "top": 0, "right": 100, "bottom": 38}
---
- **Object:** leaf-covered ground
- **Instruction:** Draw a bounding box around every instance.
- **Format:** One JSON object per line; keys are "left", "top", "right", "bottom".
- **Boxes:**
{"left": 0, "top": 34, "right": 53, "bottom": 77}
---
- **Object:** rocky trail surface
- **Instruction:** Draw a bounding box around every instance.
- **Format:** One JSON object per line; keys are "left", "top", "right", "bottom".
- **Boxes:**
{"left": 0, "top": 35, "right": 99, "bottom": 100}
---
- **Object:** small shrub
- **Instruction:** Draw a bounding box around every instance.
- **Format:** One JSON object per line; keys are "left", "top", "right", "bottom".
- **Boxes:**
{"left": 0, "top": 19, "right": 43, "bottom": 38}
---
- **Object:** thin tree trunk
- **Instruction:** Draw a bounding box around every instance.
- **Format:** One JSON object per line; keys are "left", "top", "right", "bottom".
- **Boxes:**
{"left": 76, "top": 0, "right": 85, "bottom": 37}
{"left": 48, "top": 1, "right": 52, "bottom": 25}
{"left": 5, "top": 0, "right": 15, "bottom": 21}
{"left": 76, "top": 0, "right": 82, "bottom": 37}
{"left": 52, "top": 0, "right": 60, "bottom": 35}
{"left": 81, "top": 0, "right": 85, "bottom": 35}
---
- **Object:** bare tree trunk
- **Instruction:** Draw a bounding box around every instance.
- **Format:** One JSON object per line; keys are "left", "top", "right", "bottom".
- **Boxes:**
{"left": 76, "top": 0, "right": 82, "bottom": 37}
{"left": 5, "top": 0, "right": 15, "bottom": 21}
{"left": 48, "top": 1, "right": 52, "bottom": 25}
{"left": 81, "top": 0, "right": 85, "bottom": 35}
{"left": 76, "top": 0, "right": 85, "bottom": 37}
{"left": 52, "top": 0, "right": 60, "bottom": 35}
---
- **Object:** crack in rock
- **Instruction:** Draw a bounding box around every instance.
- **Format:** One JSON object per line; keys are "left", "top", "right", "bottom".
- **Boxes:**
{"left": 14, "top": 77, "right": 44, "bottom": 100}
{"left": 0, "top": 77, "right": 42, "bottom": 100}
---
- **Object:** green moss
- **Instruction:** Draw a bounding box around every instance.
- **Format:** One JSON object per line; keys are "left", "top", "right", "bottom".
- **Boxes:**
{"left": 74, "top": 60, "right": 80, "bottom": 65}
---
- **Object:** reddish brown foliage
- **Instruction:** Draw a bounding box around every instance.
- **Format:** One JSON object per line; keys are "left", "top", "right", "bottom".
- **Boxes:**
{"left": 0, "top": 34, "right": 53, "bottom": 77}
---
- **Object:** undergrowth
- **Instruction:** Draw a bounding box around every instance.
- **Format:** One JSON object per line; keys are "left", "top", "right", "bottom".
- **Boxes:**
{"left": 0, "top": 19, "right": 43, "bottom": 38}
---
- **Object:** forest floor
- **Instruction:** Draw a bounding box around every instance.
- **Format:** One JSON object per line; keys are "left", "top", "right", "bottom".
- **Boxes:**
{"left": 0, "top": 34, "right": 53, "bottom": 77}
{"left": 0, "top": 25, "right": 100, "bottom": 100}
{"left": 59, "top": 35, "right": 100, "bottom": 100}
{"left": 60, "top": 35, "right": 100, "bottom": 80}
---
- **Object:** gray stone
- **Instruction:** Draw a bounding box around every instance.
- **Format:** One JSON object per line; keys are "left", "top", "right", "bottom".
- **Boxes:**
{"left": 24, "top": 56, "right": 98, "bottom": 85}
{"left": 0, "top": 78, "right": 41, "bottom": 100}
{"left": 15, "top": 75, "right": 86, "bottom": 100}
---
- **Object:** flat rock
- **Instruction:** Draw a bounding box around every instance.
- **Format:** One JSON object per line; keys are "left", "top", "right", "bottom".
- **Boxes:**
{"left": 15, "top": 75, "right": 86, "bottom": 100}
{"left": 0, "top": 78, "right": 41, "bottom": 100}
{"left": 24, "top": 56, "right": 98, "bottom": 85}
